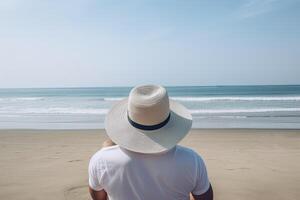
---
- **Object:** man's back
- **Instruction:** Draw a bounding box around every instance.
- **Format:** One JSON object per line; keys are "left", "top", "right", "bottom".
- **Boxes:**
{"left": 89, "top": 145, "right": 210, "bottom": 200}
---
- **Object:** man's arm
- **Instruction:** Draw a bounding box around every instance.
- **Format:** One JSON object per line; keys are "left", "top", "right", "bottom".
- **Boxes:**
{"left": 89, "top": 139, "right": 115, "bottom": 200}
{"left": 191, "top": 184, "right": 213, "bottom": 200}
{"left": 89, "top": 187, "right": 107, "bottom": 200}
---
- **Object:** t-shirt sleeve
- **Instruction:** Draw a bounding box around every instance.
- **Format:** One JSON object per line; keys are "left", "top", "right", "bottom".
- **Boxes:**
{"left": 88, "top": 154, "right": 105, "bottom": 191}
{"left": 191, "top": 154, "right": 210, "bottom": 195}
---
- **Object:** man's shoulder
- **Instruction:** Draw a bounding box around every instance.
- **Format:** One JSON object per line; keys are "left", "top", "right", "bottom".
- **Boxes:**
{"left": 90, "top": 145, "right": 122, "bottom": 161}
{"left": 176, "top": 145, "right": 199, "bottom": 156}
{"left": 175, "top": 145, "right": 204, "bottom": 162}
{"left": 90, "top": 145, "right": 202, "bottom": 163}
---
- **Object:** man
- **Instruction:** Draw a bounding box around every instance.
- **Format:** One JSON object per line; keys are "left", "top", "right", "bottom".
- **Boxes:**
{"left": 89, "top": 85, "right": 213, "bottom": 200}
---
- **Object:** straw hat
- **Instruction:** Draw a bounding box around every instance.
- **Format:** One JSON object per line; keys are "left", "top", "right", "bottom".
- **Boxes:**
{"left": 105, "top": 85, "right": 192, "bottom": 154}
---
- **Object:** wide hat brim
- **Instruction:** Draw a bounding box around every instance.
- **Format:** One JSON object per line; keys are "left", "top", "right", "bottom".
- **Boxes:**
{"left": 105, "top": 98, "right": 192, "bottom": 154}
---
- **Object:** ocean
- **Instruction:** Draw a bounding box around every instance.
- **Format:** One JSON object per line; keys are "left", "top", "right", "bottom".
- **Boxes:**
{"left": 0, "top": 85, "right": 300, "bottom": 129}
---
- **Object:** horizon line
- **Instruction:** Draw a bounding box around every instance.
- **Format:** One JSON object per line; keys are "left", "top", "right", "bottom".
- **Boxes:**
{"left": 0, "top": 84, "right": 300, "bottom": 90}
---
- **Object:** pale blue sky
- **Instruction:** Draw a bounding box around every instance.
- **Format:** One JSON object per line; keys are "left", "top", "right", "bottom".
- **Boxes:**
{"left": 0, "top": 0, "right": 299, "bottom": 88}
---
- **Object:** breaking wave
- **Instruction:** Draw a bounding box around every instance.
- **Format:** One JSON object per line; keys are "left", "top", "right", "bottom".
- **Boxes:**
{"left": 102, "top": 96, "right": 300, "bottom": 102}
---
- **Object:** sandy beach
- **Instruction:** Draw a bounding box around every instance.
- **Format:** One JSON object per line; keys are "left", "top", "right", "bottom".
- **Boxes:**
{"left": 0, "top": 129, "right": 299, "bottom": 200}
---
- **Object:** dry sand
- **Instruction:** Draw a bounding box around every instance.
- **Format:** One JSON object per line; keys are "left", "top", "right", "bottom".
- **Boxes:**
{"left": 0, "top": 129, "right": 299, "bottom": 200}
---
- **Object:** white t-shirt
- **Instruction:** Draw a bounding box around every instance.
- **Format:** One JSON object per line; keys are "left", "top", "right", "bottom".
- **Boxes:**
{"left": 89, "top": 145, "right": 210, "bottom": 200}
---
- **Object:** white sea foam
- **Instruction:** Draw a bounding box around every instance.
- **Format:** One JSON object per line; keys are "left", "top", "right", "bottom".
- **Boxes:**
{"left": 171, "top": 96, "right": 300, "bottom": 102}
{"left": 102, "top": 96, "right": 300, "bottom": 102}
{"left": 1, "top": 107, "right": 300, "bottom": 115}
{"left": 190, "top": 108, "right": 300, "bottom": 114}
{"left": 103, "top": 97, "right": 125, "bottom": 101}
{"left": 0, "top": 97, "right": 45, "bottom": 102}
{"left": 3, "top": 96, "right": 300, "bottom": 103}
{"left": 15, "top": 97, "right": 45, "bottom": 101}
{"left": 13, "top": 108, "right": 109, "bottom": 114}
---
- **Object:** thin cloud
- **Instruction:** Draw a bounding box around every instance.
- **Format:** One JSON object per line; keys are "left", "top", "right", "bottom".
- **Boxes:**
{"left": 237, "top": 0, "right": 281, "bottom": 19}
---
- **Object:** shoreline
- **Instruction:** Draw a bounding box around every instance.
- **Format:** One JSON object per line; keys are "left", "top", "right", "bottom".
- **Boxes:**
{"left": 0, "top": 129, "right": 299, "bottom": 200}
{"left": 1, "top": 128, "right": 300, "bottom": 131}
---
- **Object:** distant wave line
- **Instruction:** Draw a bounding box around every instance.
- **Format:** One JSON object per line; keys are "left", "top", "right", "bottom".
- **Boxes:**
{"left": 103, "top": 96, "right": 300, "bottom": 102}
{"left": 1, "top": 107, "right": 300, "bottom": 115}
{"left": 172, "top": 96, "right": 300, "bottom": 102}
{"left": 1, "top": 108, "right": 109, "bottom": 114}
{"left": 0, "top": 97, "right": 45, "bottom": 101}
{"left": 1, "top": 95, "right": 300, "bottom": 102}
{"left": 190, "top": 108, "right": 300, "bottom": 114}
